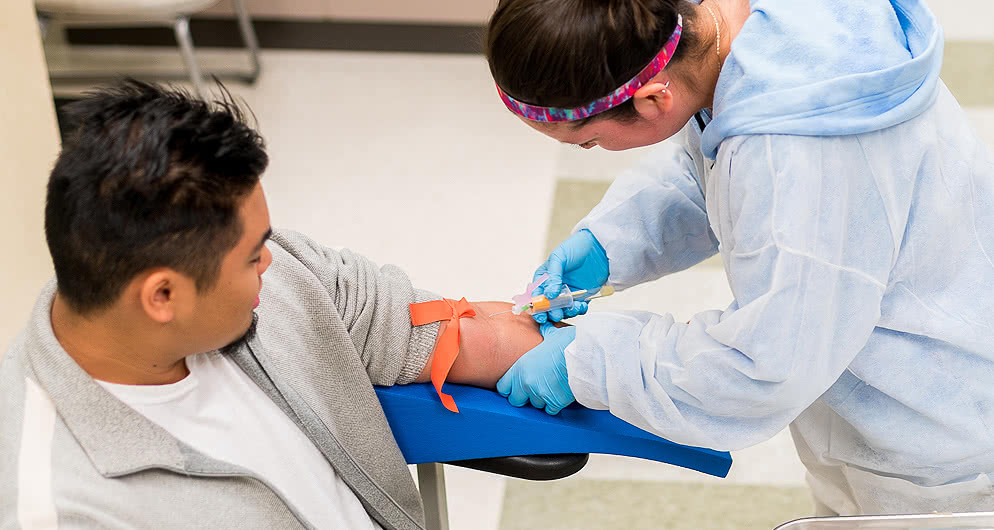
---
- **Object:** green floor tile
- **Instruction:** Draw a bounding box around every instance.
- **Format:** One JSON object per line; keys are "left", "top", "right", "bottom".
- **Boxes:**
{"left": 942, "top": 41, "right": 994, "bottom": 108}
{"left": 498, "top": 479, "right": 813, "bottom": 530}
{"left": 545, "top": 179, "right": 613, "bottom": 258}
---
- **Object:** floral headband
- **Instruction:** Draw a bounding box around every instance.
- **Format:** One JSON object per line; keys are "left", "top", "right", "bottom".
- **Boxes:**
{"left": 496, "top": 14, "right": 683, "bottom": 123}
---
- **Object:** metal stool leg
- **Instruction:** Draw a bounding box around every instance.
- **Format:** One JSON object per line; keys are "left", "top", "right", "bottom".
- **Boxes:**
{"left": 232, "top": 0, "right": 260, "bottom": 83}
{"left": 417, "top": 463, "right": 450, "bottom": 530}
{"left": 38, "top": 14, "right": 51, "bottom": 40}
{"left": 173, "top": 16, "right": 205, "bottom": 98}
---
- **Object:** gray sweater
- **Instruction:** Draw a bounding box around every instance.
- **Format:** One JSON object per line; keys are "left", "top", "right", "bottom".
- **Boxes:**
{"left": 0, "top": 230, "right": 441, "bottom": 529}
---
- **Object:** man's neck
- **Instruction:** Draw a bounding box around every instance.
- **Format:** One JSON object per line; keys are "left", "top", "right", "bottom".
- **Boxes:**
{"left": 50, "top": 294, "right": 190, "bottom": 385}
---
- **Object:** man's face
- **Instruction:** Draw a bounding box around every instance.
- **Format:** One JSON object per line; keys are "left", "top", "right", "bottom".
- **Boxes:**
{"left": 187, "top": 182, "right": 272, "bottom": 354}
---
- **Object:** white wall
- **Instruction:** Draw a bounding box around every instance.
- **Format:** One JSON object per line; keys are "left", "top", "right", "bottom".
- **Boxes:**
{"left": 0, "top": 0, "right": 60, "bottom": 350}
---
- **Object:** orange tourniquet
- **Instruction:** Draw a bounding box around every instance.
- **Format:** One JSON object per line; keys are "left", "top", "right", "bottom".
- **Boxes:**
{"left": 409, "top": 298, "right": 476, "bottom": 413}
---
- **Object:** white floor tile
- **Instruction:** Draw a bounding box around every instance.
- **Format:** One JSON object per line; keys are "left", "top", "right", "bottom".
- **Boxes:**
{"left": 410, "top": 465, "right": 506, "bottom": 530}
{"left": 554, "top": 141, "right": 658, "bottom": 182}
{"left": 229, "top": 51, "right": 560, "bottom": 300}
{"left": 441, "top": 467, "right": 506, "bottom": 530}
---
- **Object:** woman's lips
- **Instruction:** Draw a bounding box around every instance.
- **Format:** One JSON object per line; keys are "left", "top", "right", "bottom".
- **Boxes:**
{"left": 253, "top": 295, "right": 260, "bottom": 308}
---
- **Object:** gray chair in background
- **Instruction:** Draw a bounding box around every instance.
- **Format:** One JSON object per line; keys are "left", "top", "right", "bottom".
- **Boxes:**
{"left": 35, "top": 0, "right": 260, "bottom": 97}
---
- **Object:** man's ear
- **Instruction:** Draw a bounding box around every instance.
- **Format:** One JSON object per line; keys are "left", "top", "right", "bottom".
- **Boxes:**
{"left": 632, "top": 80, "right": 672, "bottom": 121}
{"left": 139, "top": 270, "right": 181, "bottom": 324}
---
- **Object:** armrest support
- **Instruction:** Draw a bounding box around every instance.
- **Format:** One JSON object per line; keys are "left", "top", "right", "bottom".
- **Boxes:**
{"left": 446, "top": 453, "right": 589, "bottom": 481}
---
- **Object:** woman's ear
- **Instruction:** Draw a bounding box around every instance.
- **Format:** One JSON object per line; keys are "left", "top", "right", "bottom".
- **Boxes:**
{"left": 632, "top": 81, "right": 672, "bottom": 120}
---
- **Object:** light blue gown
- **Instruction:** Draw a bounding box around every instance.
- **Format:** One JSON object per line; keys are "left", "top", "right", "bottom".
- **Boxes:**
{"left": 566, "top": 0, "right": 994, "bottom": 514}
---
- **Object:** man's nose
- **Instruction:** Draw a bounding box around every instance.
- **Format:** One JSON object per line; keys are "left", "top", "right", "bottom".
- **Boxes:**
{"left": 259, "top": 246, "right": 273, "bottom": 273}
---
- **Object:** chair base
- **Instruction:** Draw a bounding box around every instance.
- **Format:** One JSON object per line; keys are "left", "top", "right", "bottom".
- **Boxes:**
{"left": 41, "top": 0, "right": 260, "bottom": 98}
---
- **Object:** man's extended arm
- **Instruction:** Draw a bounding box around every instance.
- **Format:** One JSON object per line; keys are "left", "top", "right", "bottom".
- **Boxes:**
{"left": 269, "top": 229, "right": 543, "bottom": 388}
{"left": 414, "top": 302, "right": 543, "bottom": 388}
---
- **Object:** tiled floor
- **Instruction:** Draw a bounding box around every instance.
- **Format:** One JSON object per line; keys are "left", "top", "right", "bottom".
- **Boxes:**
{"left": 42, "top": 5, "right": 994, "bottom": 528}
{"left": 499, "top": 479, "right": 813, "bottom": 530}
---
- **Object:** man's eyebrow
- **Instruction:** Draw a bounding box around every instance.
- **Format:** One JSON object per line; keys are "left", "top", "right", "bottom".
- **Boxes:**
{"left": 252, "top": 227, "right": 273, "bottom": 254}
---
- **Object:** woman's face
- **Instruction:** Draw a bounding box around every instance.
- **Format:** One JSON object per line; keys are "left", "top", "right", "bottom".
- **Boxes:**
{"left": 515, "top": 64, "right": 709, "bottom": 151}
{"left": 519, "top": 105, "right": 692, "bottom": 151}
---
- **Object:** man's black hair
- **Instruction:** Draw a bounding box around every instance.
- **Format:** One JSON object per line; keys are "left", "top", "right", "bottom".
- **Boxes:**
{"left": 45, "top": 79, "right": 268, "bottom": 314}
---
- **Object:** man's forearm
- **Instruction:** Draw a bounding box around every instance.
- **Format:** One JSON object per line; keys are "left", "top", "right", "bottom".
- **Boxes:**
{"left": 415, "top": 302, "right": 542, "bottom": 388}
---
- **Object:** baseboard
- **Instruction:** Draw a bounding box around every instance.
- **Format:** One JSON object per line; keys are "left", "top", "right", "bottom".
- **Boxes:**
{"left": 65, "top": 18, "right": 486, "bottom": 55}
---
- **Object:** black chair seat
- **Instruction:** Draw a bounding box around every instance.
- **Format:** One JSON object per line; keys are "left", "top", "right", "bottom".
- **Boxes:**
{"left": 446, "top": 453, "right": 589, "bottom": 481}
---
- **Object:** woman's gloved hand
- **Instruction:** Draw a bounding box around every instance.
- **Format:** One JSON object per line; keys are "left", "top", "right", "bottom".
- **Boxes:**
{"left": 496, "top": 323, "right": 576, "bottom": 415}
{"left": 532, "top": 229, "right": 609, "bottom": 323}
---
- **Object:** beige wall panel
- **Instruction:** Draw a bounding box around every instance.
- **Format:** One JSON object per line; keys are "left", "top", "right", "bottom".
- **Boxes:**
{"left": 0, "top": 0, "right": 60, "bottom": 350}
{"left": 327, "top": 0, "right": 497, "bottom": 25}
{"left": 206, "top": 0, "right": 496, "bottom": 24}
{"left": 204, "top": 0, "right": 331, "bottom": 20}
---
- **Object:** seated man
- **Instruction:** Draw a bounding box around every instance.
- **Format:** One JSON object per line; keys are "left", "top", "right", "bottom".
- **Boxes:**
{"left": 0, "top": 80, "right": 542, "bottom": 529}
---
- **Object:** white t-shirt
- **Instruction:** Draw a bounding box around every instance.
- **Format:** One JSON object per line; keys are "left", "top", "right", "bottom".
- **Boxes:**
{"left": 99, "top": 352, "right": 380, "bottom": 530}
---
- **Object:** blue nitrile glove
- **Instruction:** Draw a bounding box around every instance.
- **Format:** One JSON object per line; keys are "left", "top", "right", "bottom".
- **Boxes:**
{"left": 532, "top": 229, "right": 609, "bottom": 323}
{"left": 496, "top": 323, "right": 576, "bottom": 415}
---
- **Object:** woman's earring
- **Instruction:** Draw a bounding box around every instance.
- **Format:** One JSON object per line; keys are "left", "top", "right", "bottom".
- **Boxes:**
{"left": 661, "top": 80, "right": 671, "bottom": 94}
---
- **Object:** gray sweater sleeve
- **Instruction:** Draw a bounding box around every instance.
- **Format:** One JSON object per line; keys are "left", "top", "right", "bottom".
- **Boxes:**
{"left": 269, "top": 230, "right": 440, "bottom": 386}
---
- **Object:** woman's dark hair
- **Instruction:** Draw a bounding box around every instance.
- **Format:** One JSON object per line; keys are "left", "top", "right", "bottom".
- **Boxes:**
{"left": 486, "top": 0, "right": 703, "bottom": 126}
{"left": 45, "top": 79, "right": 268, "bottom": 314}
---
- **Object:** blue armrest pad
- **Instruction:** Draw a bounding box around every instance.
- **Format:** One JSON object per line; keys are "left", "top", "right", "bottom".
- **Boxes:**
{"left": 375, "top": 383, "right": 731, "bottom": 478}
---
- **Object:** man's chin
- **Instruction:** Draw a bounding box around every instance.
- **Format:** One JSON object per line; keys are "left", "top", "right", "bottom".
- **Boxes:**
{"left": 219, "top": 312, "right": 259, "bottom": 355}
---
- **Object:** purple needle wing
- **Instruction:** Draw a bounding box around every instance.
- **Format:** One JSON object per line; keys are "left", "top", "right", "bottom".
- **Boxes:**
{"left": 512, "top": 273, "right": 549, "bottom": 312}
